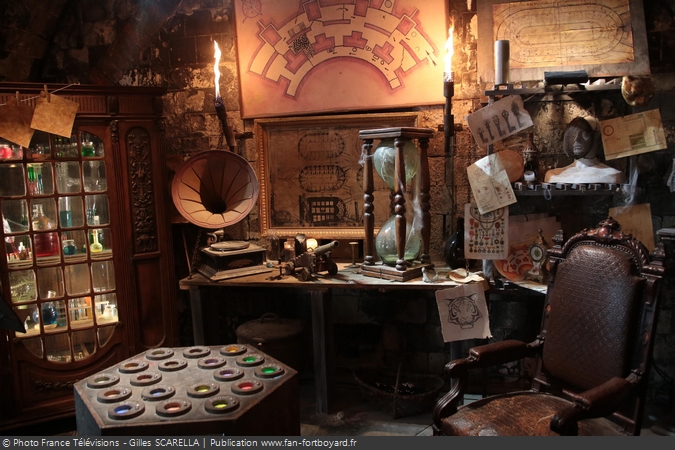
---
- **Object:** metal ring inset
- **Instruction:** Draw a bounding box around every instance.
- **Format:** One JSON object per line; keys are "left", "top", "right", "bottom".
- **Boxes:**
{"left": 145, "top": 348, "right": 175, "bottom": 360}
{"left": 187, "top": 382, "right": 220, "bottom": 398}
{"left": 254, "top": 364, "right": 285, "bottom": 379}
{"left": 108, "top": 401, "right": 145, "bottom": 420}
{"left": 231, "top": 379, "right": 264, "bottom": 396}
{"left": 141, "top": 384, "right": 176, "bottom": 401}
{"left": 155, "top": 398, "right": 192, "bottom": 418}
{"left": 198, "top": 357, "right": 227, "bottom": 370}
{"left": 213, "top": 367, "right": 244, "bottom": 382}
{"left": 119, "top": 360, "right": 149, "bottom": 374}
{"left": 97, "top": 387, "right": 132, "bottom": 403}
{"left": 130, "top": 371, "right": 162, "bottom": 387}
{"left": 87, "top": 373, "right": 120, "bottom": 389}
{"left": 236, "top": 354, "right": 264, "bottom": 367}
{"left": 183, "top": 346, "right": 211, "bottom": 359}
{"left": 204, "top": 395, "right": 240, "bottom": 414}
{"left": 220, "top": 344, "right": 247, "bottom": 356}
{"left": 158, "top": 359, "right": 188, "bottom": 372}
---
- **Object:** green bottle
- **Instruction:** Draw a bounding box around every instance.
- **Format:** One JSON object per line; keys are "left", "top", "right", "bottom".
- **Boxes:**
{"left": 81, "top": 141, "right": 95, "bottom": 157}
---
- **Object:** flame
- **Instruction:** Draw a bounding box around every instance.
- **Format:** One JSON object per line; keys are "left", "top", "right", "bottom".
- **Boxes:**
{"left": 214, "top": 40, "right": 222, "bottom": 99}
{"left": 444, "top": 21, "right": 454, "bottom": 82}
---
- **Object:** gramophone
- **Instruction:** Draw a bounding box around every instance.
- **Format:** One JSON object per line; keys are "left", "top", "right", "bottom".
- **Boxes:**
{"left": 171, "top": 149, "right": 270, "bottom": 281}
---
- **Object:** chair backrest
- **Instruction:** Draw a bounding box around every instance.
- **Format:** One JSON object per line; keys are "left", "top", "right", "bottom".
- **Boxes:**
{"left": 532, "top": 217, "right": 665, "bottom": 435}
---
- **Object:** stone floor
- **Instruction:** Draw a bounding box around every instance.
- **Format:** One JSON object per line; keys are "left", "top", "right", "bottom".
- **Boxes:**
{"left": 297, "top": 372, "right": 669, "bottom": 437}
{"left": 11, "top": 369, "right": 672, "bottom": 437}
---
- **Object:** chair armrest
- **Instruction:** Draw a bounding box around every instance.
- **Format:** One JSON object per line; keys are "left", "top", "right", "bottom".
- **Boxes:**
{"left": 550, "top": 372, "right": 641, "bottom": 435}
{"left": 433, "top": 339, "right": 543, "bottom": 433}
{"left": 445, "top": 339, "right": 539, "bottom": 376}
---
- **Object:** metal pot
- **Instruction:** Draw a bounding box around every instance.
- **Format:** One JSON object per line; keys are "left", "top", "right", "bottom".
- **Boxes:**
{"left": 235, "top": 313, "right": 306, "bottom": 371}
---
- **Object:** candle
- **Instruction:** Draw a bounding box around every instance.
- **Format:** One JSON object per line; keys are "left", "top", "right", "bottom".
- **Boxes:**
{"left": 495, "top": 40, "right": 510, "bottom": 85}
{"left": 443, "top": 22, "right": 455, "bottom": 151}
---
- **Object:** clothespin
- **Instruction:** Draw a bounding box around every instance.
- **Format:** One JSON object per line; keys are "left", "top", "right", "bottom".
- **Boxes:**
{"left": 43, "top": 85, "right": 50, "bottom": 102}
{"left": 15, "top": 91, "right": 19, "bottom": 102}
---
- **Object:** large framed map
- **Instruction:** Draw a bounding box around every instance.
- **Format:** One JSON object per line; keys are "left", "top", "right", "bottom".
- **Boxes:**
{"left": 477, "top": 0, "right": 650, "bottom": 84}
{"left": 233, "top": 0, "right": 448, "bottom": 118}
{"left": 255, "top": 112, "right": 420, "bottom": 239}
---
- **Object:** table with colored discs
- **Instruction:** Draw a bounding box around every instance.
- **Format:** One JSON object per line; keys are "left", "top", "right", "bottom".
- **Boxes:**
{"left": 74, "top": 344, "right": 299, "bottom": 436}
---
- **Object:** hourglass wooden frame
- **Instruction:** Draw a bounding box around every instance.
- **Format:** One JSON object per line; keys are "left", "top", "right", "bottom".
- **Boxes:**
{"left": 359, "top": 127, "right": 434, "bottom": 280}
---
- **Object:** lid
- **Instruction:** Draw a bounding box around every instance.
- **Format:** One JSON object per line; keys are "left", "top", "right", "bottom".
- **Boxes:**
{"left": 235, "top": 313, "right": 304, "bottom": 342}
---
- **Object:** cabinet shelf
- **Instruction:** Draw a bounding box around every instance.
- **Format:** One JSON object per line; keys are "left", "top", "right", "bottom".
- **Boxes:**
{"left": 512, "top": 181, "right": 624, "bottom": 196}
{"left": 485, "top": 81, "right": 622, "bottom": 100}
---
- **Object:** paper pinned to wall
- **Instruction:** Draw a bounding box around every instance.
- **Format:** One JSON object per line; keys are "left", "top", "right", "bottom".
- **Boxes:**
{"left": 609, "top": 203, "right": 655, "bottom": 250}
{"left": 30, "top": 92, "right": 79, "bottom": 138}
{"left": 436, "top": 284, "right": 491, "bottom": 343}
{"left": 600, "top": 110, "right": 667, "bottom": 160}
{"left": 467, "top": 153, "right": 517, "bottom": 214}
{"left": 464, "top": 203, "right": 509, "bottom": 260}
{"left": 466, "top": 95, "right": 533, "bottom": 147}
{"left": 0, "top": 96, "right": 34, "bottom": 147}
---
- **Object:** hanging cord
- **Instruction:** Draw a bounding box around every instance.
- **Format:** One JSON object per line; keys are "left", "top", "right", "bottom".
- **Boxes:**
{"left": 0, "top": 82, "right": 80, "bottom": 107}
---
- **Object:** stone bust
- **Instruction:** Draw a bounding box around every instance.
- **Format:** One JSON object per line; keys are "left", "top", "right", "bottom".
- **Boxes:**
{"left": 544, "top": 117, "right": 625, "bottom": 184}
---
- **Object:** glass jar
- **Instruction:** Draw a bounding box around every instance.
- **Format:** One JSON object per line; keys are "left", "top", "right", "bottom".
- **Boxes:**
{"left": 375, "top": 215, "right": 421, "bottom": 266}
{"left": 63, "top": 239, "right": 77, "bottom": 255}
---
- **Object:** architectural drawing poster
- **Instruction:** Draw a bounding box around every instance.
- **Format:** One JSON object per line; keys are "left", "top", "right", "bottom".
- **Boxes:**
{"left": 436, "top": 284, "right": 491, "bottom": 343}
{"left": 233, "top": 0, "right": 448, "bottom": 118}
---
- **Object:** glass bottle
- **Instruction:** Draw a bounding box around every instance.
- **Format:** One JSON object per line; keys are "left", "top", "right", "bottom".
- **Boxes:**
{"left": 444, "top": 217, "right": 466, "bottom": 270}
{"left": 522, "top": 132, "right": 540, "bottom": 184}
{"left": 81, "top": 141, "right": 95, "bottom": 157}
{"left": 90, "top": 216, "right": 103, "bottom": 253}
{"left": 32, "top": 204, "right": 57, "bottom": 257}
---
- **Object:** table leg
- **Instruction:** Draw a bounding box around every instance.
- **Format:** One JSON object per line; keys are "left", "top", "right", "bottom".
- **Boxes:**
{"left": 309, "top": 288, "right": 334, "bottom": 414}
{"left": 189, "top": 287, "right": 205, "bottom": 346}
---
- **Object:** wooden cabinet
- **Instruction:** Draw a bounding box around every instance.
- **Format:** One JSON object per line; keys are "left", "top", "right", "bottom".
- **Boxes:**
{"left": 0, "top": 83, "right": 178, "bottom": 431}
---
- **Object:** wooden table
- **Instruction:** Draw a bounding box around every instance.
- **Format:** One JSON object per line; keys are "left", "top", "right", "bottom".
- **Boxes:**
{"left": 179, "top": 263, "right": 472, "bottom": 414}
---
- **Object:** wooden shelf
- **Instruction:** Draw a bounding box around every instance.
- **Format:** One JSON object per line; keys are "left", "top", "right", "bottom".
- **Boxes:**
{"left": 512, "top": 181, "right": 624, "bottom": 196}
{"left": 485, "top": 81, "right": 622, "bottom": 99}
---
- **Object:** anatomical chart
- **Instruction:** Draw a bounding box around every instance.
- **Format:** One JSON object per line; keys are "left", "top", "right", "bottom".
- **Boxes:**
{"left": 477, "top": 0, "right": 649, "bottom": 82}
{"left": 233, "top": 0, "right": 448, "bottom": 118}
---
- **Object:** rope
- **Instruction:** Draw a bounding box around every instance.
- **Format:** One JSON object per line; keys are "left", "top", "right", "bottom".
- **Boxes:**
{"left": 0, "top": 82, "right": 81, "bottom": 107}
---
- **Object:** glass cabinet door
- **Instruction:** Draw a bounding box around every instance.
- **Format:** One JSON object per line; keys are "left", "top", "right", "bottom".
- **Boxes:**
{"left": 1, "top": 129, "right": 117, "bottom": 364}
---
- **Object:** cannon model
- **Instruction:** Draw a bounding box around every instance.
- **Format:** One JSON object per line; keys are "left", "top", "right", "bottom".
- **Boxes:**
{"left": 284, "top": 240, "right": 339, "bottom": 281}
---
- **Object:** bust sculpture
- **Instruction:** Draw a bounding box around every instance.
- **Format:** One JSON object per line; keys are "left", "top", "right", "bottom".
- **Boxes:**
{"left": 544, "top": 117, "right": 625, "bottom": 184}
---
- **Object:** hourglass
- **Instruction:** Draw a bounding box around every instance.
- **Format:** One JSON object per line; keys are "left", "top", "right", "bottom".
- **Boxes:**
{"left": 358, "top": 127, "right": 434, "bottom": 280}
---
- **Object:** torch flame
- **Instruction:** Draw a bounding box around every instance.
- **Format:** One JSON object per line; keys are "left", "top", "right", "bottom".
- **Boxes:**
{"left": 444, "top": 21, "right": 454, "bottom": 82}
{"left": 214, "top": 40, "right": 222, "bottom": 99}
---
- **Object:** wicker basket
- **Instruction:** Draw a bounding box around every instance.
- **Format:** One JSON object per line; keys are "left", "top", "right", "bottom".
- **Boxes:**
{"left": 353, "top": 368, "right": 445, "bottom": 418}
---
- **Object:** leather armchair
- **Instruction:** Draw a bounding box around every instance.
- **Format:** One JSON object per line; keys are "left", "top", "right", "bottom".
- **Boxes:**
{"left": 433, "top": 218, "right": 666, "bottom": 436}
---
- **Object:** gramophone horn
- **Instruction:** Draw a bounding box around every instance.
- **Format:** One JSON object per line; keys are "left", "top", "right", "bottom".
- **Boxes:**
{"left": 171, "top": 150, "right": 260, "bottom": 229}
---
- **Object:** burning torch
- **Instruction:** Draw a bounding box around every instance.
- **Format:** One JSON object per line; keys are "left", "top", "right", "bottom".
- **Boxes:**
{"left": 443, "top": 22, "right": 455, "bottom": 156}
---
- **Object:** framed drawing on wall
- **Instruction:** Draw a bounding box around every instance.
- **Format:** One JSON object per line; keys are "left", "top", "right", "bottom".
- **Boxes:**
{"left": 255, "top": 112, "right": 420, "bottom": 239}
{"left": 232, "top": 0, "right": 448, "bottom": 118}
{"left": 477, "top": 0, "right": 650, "bottom": 84}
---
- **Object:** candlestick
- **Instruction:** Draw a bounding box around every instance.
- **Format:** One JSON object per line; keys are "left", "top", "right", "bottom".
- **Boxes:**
{"left": 213, "top": 40, "right": 236, "bottom": 152}
{"left": 443, "top": 79, "right": 454, "bottom": 155}
{"left": 215, "top": 96, "right": 236, "bottom": 151}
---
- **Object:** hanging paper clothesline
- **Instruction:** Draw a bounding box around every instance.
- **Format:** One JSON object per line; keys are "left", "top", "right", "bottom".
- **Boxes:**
{"left": 0, "top": 83, "right": 81, "bottom": 146}
{"left": 0, "top": 82, "right": 80, "bottom": 107}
